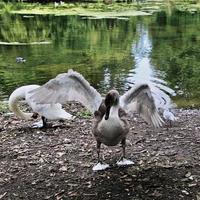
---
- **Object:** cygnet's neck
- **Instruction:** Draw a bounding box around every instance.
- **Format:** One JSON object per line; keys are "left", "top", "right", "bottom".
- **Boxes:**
{"left": 109, "top": 104, "right": 120, "bottom": 118}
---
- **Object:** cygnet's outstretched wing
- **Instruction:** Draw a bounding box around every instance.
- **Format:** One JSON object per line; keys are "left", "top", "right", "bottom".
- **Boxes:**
{"left": 29, "top": 69, "right": 102, "bottom": 113}
{"left": 120, "top": 84, "right": 163, "bottom": 128}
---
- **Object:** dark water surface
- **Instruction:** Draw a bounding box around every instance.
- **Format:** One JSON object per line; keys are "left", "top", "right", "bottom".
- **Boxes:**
{"left": 0, "top": 11, "right": 199, "bottom": 106}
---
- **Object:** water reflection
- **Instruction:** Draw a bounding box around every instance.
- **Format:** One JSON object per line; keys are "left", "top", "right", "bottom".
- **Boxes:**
{"left": 126, "top": 22, "right": 175, "bottom": 108}
{"left": 0, "top": 14, "right": 135, "bottom": 99}
{"left": 150, "top": 11, "right": 200, "bottom": 104}
{"left": 127, "top": 22, "right": 175, "bottom": 95}
{"left": 0, "top": 12, "right": 199, "bottom": 107}
{"left": 128, "top": 23, "right": 156, "bottom": 83}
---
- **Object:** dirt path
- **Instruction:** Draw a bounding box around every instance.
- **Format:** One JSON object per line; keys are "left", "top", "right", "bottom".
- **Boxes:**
{"left": 0, "top": 104, "right": 200, "bottom": 200}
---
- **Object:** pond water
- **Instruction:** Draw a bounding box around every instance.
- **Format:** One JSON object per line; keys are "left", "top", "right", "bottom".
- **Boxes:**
{"left": 0, "top": 11, "right": 199, "bottom": 107}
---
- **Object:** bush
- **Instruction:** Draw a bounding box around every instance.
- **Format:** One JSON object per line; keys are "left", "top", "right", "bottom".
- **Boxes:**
{"left": 0, "top": 1, "right": 6, "bottom": 9}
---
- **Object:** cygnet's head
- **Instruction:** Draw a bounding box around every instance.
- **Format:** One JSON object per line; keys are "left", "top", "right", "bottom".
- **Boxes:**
{"left": 104, "top": 90, "right": 119, "bottom": 120}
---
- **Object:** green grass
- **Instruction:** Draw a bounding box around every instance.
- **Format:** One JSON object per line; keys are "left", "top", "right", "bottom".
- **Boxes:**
{"left": 76, "top": 110, "right": 92, "bottom": 118}
{"left": 0, "top": 101, "right": 9, "bottom": 113}
{"left": 174, "top": 98, "right": 200, "bottom": 108}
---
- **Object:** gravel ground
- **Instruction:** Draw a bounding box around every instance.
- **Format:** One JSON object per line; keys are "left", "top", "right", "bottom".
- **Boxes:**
{"left": 0, "top": 103, "right": 200, "bottom": 200}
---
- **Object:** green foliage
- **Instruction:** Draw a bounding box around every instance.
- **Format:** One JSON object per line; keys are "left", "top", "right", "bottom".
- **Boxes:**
{"left": 13, "top": 2, "right": 26, "bottom": 10}
{"left": 0, "top": 2, "right": 13, "bottom": 13}
{"left": 0, "top": 101, "right": 9, "bottom": 113}
{"left": 0, "top": 1, "right": 6, "bottom": 9}
{"left": 76, "top": 111, "right": 92, "bottom": 118}
{"left": 150, "top": 12, "right": 200, "bottom": 100}
{"left": 0, "top": 14, "right": 51, "bottom": 43}
{"left": 174, "top": 98, "right": 200, "bottom": 108}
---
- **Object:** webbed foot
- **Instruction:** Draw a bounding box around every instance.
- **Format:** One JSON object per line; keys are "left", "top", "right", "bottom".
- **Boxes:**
{"left": 116, "top": 158, "right": 134, "bottom": 166}
{"left": 31, "top": 120, "right": 44, "bottom": 128}
{"left": 92, "top": 162, "right": 110, "bottom": 171}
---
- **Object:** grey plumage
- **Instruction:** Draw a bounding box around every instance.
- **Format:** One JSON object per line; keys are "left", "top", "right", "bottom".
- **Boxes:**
{"left": 29, "top": 69, "right": 164, "bottom": 170}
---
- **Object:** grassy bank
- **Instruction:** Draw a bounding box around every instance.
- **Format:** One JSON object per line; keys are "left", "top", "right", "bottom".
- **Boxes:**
{"left": 0, "top": 0, "right": 200, "bottom": 17}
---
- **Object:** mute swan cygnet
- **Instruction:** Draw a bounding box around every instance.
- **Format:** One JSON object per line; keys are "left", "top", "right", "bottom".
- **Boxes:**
{"left": 29, "top": 69, "right": 164, "bottom": 170}
{"left": 9, "top": 85, "right": 73, "bottom": 128}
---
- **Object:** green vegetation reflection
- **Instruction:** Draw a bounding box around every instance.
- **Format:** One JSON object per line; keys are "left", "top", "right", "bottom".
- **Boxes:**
{"left": 0, "top": 14, "right": 136, "bottom": 99}
{"left": 149, "top": 11, "right": 200, "bottom": 106}
{"left": 0, "top": 11, "right": 199, "bottom": 108}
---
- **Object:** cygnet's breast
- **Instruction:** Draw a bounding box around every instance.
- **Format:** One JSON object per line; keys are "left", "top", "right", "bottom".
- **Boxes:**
{"left": 97, "top": 116, "right": 128, "bottom": 146}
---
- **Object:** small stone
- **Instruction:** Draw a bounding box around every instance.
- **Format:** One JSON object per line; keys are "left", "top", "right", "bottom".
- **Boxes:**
{"left": 59, "top": 166, "right": 67, "bottom": 172}
{"left": 185, "top": 172, "right": 192, "bottom": 178}
{"left": 182, "top": 190, "right": 189, "bottom": 195}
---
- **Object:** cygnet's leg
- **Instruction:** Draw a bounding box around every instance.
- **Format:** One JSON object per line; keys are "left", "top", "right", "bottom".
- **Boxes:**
{"left": 41, "top": 116, "right": 47, "bottom": 128}
{"left": 97, "top": 141, "right": 101, "bottom": 163}
{"left": 122, "top": 138, "right": 126, "bottom": 159}
{"left": 117, "top": 138, "right": 134, "bottom": 166}
{"left": 92, "top": 141, "right": 109, "bottom": 171}
{"left": 169, "top": 120, "right": 172, "bottom": 127}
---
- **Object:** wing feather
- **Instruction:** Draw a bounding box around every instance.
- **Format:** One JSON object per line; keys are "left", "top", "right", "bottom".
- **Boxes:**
{"left": 120, "top": 84, "right": 164, "bottom": 128}
{"left": 29, "top": 69, "right": 102, "bottom": 113}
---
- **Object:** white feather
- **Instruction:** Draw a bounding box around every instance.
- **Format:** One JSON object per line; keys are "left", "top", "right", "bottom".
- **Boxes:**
{"left": 29, "top": 69, "right": 102, "bottom": 114}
